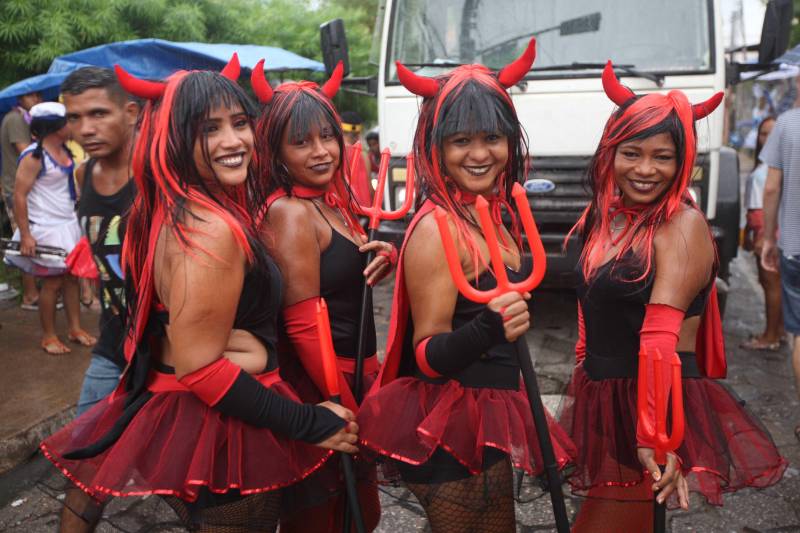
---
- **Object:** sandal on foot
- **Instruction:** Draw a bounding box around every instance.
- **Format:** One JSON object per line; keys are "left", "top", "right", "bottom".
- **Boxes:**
{"left": 68, "top": 330, "right": 97, "bottom": 347}
{"left": 41, "top": 337, "right": 71, "bottom": 355}
{"left": 21, "top": 299, "right": 39, "bottom": 311}
{"left": 739, "top": 336, "right": 781, "bottom": 351}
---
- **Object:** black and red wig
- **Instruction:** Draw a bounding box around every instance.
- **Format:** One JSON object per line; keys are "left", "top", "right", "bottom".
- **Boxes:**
{"left": 570, "top": 61, "right": 723, "bottom": 282}
{"left": 116, "top": 55, "right": 264, "bottom": 353}
{"left": 396, "top": 38, "right": 536, "bottom": 265}
{"left": 251, "top": 62, "right": 362, "bottom": 231}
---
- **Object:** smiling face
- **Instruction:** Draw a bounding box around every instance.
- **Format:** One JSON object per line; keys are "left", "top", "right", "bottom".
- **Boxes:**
{"left": 192, "top": 103, "right": 254, "bottom": 189}
{"left": 279, "top": 119, "right": 341, "bottom": 189}
{"left": 613, "top": 132, "right": 678, "bottom": 207}
{"left": 442, "top": 131, "right": 509, "bottom": 196}
{"left": 64, "top": 88, "right": 136, "bottom": 159}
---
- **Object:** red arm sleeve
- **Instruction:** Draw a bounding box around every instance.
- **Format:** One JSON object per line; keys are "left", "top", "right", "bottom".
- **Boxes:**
{"left": 636, "top": 303, "right": 684, "bottom": 449}
{"left": 283, "top": 297, "right": 358, "bottom": 411}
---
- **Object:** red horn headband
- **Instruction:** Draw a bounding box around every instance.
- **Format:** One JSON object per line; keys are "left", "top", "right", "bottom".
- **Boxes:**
{"left": 692, "top": 92, "right": 723, "bottom": 120}
{"left": 250, "top": 58, "right": 273, "bottom": 104}
{"left": 603, "top": 61, "right": 723, "bottom": 120}
{"left": 497, "top": 37, "right": 536, "bottom": 88}
{"left": 396, "top": 61, "right": 439, "bottom": 98}
{"left": 114, "top": 64, "right": 167, "bottom": 100}
{"left": 220, "top": 52, "right": 241, "bottom": 81}
{"left": 114, "top": 52, "right": 243, "bottom": 101}
{"left": 602, "top": 61, "right": 635, "bottom": 107}
{"left": 321, "top": 61, "right": 344, "bottom": 99}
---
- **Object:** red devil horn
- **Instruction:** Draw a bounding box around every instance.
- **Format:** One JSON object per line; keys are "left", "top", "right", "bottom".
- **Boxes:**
{"left": 497, "top": 38, "right": 536, "bottom": 88}
{"left": 250, "top": 59, "right": 274, "bottom": 104}
{"left": 396, "top": 61, "right": 439, "bottom": 98}
{"left": 602, "top": 61, "right": 635, "bottom": 107}
{"left": 321, "top": 61, "right": 344, "bottom": 99}
{"left": 220, "top": 52, "right": 240, "bottom": 81}
{"left": 692, "top": 91, "right": 723, "bottom": 120}
{"left": 114, "top": 64, "right": 166, "bottom": 100}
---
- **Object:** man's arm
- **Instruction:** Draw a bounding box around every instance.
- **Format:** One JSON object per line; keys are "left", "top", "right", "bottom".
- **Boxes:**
{"left": 761, "top": 166, "right": 782, "bottom": 272}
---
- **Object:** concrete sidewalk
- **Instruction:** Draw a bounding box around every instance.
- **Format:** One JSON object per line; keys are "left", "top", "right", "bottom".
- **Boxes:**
{"left": 0, "top": 302, "right": 97, "bottom": 473}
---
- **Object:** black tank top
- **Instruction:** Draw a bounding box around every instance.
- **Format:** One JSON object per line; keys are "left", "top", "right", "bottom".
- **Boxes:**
{"left": 577, "top": 254, "right": 708, "bottom": 379}
{"left": 76, "top": 159, "right": 135, "bottom": 369}
{"left": 154, "top": 241, "right": 283, "bottom": 374}
{"left": 314, "top": 203, "right": 376, "bottom": 358}
{"left": 406, "top": 257, "right": 532, "bottom": 390}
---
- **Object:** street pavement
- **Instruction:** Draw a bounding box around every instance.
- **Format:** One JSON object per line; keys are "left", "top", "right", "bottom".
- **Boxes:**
{"left": 0, "top": 251, "right": 798, "bottom": 532}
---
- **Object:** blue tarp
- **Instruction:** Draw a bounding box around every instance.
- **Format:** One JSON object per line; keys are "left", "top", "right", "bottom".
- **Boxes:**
{"left": 0, "top": 39, "right": 324, "bottom": 113}
{"left": 776, "top": 44, "right": 800, "bottom": 66}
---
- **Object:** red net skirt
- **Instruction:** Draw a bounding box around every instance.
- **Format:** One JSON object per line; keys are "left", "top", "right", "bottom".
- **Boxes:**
{"left": 40, "top": 370, "right": 333, "bottom": 503}
{"left": 560, "top": 365, "right": 787, "bottom": 507}
{"left": 357, "top": 377, "right": 575, "bottom": 476}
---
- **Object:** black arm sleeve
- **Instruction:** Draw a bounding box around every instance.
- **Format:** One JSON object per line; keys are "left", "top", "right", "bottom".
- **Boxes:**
{"left": 215, "top": 371, "right": 346, "bottom": 443}
{"left": 423, "top": 308, "right": 507, "bottom": 377}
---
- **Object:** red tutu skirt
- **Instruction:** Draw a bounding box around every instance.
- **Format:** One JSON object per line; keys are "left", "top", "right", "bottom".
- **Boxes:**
{"left": 560, "top": 366, "right": 787, "bottom": 507}
{"left": 41, "top": 370, "right": 333, "bottom": 503}
{"left": 357, "top": 377, "right": 575, "bottom": 476}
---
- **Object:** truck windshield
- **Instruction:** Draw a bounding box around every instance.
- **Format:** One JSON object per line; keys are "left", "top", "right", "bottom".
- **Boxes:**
{"left": 387, "top": 0, "right": 712, "bottom": 80}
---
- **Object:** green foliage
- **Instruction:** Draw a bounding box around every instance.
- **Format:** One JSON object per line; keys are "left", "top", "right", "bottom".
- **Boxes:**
{"left": 0, "top": 0, "right": 381, "bottom": 122}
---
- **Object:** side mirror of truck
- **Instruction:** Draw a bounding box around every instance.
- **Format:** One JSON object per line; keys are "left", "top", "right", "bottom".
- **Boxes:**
{"left": 758, "top": 0, "right": 793, "bottom": 64}
{"left": 320, "top": 19, "right": 351, "bottom": 77}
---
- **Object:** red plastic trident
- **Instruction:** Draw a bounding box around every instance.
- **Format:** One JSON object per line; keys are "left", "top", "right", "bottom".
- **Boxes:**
{"left": 349, "top": 145, "right": 415, "bottom": 230}
{"left": 433, "top": 182, "right": 546, "bottom": 300}
{"left": 636, "top": 349, "right": 685, "bottom": 464}
{"left": 351, "top": 146, "right": 415, "bottom": 404}
{"left": 432, "top": 183, "right": 569, "bottom": 533}
{"left": 316, "top": 299, "right": 342, "bottom": 399}
{"left": 315, "top": 299, "right": 366, "bottom": 533}
{"left": 637, "top": 348, "right": 685, "bottom": 533}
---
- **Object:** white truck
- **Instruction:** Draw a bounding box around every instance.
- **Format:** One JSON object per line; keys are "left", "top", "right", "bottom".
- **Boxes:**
{"left": 321, "top": 0, "right": 791, "bottom": 290}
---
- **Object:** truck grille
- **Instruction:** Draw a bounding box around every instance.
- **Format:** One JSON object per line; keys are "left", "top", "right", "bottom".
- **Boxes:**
{"left": 526, "top": 157, "right": 592, "bottom": 255}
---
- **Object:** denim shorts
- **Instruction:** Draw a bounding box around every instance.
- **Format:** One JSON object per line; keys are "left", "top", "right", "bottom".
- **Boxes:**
{"left": 76, "top": 353, "right": 122, "bottom": 416}
{"left": 779, "top": 251, "right": 800, "bottom": 335}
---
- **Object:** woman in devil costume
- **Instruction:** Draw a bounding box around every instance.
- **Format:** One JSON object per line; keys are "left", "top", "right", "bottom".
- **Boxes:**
{"left": 356, "top": 39, "right": 575, "bottom": 532}
{"left": 250, "top": 63, "right": 393, "bottom": 532}
{"left": 561, "top": 62, "right": 787, "bottom": 531}
{"left": 40, "top": 57, "right": 358, "bottom": 533}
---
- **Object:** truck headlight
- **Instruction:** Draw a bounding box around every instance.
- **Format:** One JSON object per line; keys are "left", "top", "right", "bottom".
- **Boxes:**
{"left": 395, "top": 185, "right": 406, "bottom": 206}
{"left": 688, "top": 186, "right": 702, "bottom": 207}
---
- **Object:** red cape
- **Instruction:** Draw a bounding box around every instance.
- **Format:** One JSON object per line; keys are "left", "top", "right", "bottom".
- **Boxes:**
{"left": 372, "top": 200, "right": 437, "bottom": 390}
{"left": 695, "top": 283, "right": 727, "bottom": 378}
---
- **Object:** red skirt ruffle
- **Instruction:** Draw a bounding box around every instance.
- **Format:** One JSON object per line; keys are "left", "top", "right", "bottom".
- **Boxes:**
{"left": 357, "top": 377, "right": 575, "bottom": 476}
{"left": 560, "top": 366, "right": 787, "bottom": 507}
{"left": 41, "top": 375, "right": 333, "bottom": 503}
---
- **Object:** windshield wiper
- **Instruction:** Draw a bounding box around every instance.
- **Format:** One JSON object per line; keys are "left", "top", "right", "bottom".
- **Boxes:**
{"left": 531, "top": 62, "right": 665, "bottom": 87}
{"left": 399, "top": 61, "right": 465, "bottom": 68}
{"left": 398, "top": 62, "right": 665, "bottom": 87}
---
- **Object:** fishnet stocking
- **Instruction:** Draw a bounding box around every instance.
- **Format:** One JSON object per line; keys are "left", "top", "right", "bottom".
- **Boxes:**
{"left": 59, "top": 487, "right": 104, "bottom": 533}
{"left": 405, "top": 458, "right": 516, "bottom": 533}
{"left": 164, "top": 491, "right": 281, "bottom": 533}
